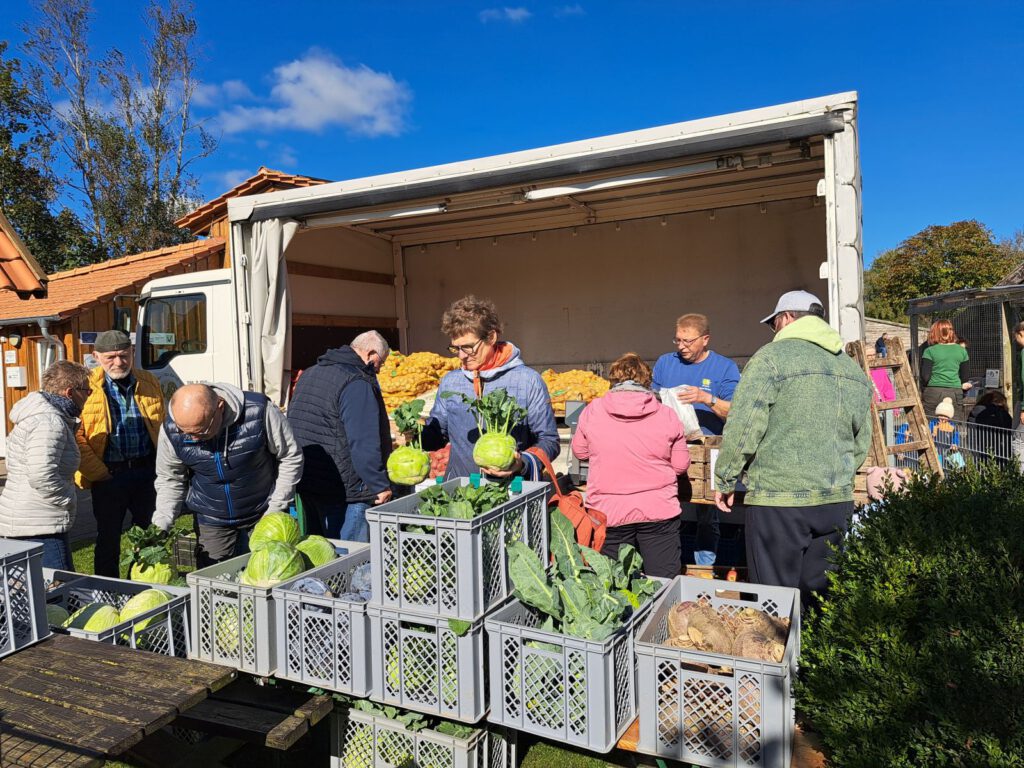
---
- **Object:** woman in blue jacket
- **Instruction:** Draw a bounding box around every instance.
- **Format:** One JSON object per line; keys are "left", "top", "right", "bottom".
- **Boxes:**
{"left": 421, "top": 295, "right": 560, "bottom": 480}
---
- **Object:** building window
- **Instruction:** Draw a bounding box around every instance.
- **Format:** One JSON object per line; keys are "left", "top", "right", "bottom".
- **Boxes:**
{"left": 142, "top": 294, "right": 207, "bottom": 368}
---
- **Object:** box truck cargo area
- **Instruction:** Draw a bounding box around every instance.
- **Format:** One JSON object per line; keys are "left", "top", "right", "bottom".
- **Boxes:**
{"left": 138, "top": 92, "right": 862, "bottom": 405}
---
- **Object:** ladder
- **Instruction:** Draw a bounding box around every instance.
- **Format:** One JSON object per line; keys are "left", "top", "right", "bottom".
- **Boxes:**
{"left": 846, "top": 336, "right": 943, "bottom": 477}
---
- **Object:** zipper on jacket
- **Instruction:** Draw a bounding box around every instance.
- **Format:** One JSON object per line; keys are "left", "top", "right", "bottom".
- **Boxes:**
{"left": 213, "top": 451, "right": 235, "bottom": 521}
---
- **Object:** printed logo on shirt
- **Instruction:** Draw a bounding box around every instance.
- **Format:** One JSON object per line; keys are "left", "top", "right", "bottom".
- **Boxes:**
{"left": 702, "top": 378, "right": 711, "bottom": 388}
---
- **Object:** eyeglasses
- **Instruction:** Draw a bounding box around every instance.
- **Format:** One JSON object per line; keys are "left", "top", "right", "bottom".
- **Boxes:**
{"left": 673, "top": 335, "right": 707, "bottom": 347}
{"left": 447, "top": 338, "right": 485, "bottom": 356}
{"left": 182, "top": 409, "right": 221, "bottom": 441}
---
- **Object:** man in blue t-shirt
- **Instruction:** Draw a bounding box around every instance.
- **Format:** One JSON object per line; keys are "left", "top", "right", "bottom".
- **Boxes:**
{"left": 652, "top": 313, "right": 741, "bottom": 565}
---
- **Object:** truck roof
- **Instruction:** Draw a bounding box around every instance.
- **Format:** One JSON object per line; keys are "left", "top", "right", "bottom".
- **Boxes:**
{"left": 228, "top": 91, "right": 856, "bottom": 224}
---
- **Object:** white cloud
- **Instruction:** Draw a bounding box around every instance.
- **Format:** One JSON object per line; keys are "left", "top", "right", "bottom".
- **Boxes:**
{"left": 214, "top": 168, "right": 252, "bottom": 189}
{"left": 277, "top": 145, "right": 298, "bottom": 167}
{"left": 479, "top": 7, "right": 532, "bottom": 23}
{"left": 194, "top": 79, "right": 254, "bottom": 108}
{"left": 215, "top": 51, "right": 410, "bottom": 136}
{"left": 554, "top": 4, "right": 584, "bottom": 17}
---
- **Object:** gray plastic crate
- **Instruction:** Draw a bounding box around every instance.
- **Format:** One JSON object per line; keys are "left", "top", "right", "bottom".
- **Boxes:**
{"left": 365, "top": 477, "right": 550, "bottom": 622}
{"left": 0, "top": 538, "right": 49, "bottom": 658}
{"left": 47, "top": 574, "right": 190, "bottom": 657}
{"left": 187, "top": 552, "right": 279, "bottom": 675}
{"left": 484, "top": 578, "right": 668, "bottom": 753}
{"left": 41, "top": 567, "right": 85, "bottom": 591}
{"left": 369, "top": 603, "right": 486, "bottom": 722}
{"left": 272, "top": 549, "right": 372, "bottom": 696}
{"left": 634, "top": 576, "right": 800, "bottom": 768}
{"left": 330, "top": 706, "right": 516, "bottom": 768}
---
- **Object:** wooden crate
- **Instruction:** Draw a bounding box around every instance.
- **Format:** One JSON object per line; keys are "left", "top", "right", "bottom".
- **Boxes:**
{"left": 682, "top": 436, "right": 721, "bottom": 505}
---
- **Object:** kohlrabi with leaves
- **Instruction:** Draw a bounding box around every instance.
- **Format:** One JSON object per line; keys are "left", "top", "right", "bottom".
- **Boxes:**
{"left": 443, "top": 388, "right": 527, "bottom": 471}
{"left": 387, "top": 398, "right": 430, "bottom": 486}
{"left": 121, "top": 524, "right": 176, "bottom": 585}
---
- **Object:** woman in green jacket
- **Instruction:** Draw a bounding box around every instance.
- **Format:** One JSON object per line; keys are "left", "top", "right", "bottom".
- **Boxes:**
{"left": 920, "top": 319, "right": 970, "bottom": 422}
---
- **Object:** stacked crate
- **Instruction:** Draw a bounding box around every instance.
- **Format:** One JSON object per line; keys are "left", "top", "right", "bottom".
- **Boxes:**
{"left": 0, "top": 539, "right": 50, "bottom": 658}
{"left": 362, "top": 477, "right": 551, "bottom": 723}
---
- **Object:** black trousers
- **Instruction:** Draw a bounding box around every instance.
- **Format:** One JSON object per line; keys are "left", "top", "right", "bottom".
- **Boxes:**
{"left": 745, "top": 501, "right": 852, "bottom": 612}
{"left": 91, "top": 467, "right": 156, "bottom": 577}
{"left": 601, "top": 515, "right": 682, "bottom": 578}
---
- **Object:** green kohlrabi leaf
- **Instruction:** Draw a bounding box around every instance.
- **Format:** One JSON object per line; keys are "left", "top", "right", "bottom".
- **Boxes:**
{"left": 564, "top": 615, "right": 618, "bottom": 642}
{"left": 556, "top": 579, "right": 589, "bottom": 624}
{"left": 508, "top": 541, "right": 560, "bottom": 619}
{"left": 616, "top": 544, "right": 643, "bottom": 588}
{"left": 550, "top": 510, "right": 584, "bottom": 581}
{"left": 447, "top": 619, "right": 472, "bottom": 637}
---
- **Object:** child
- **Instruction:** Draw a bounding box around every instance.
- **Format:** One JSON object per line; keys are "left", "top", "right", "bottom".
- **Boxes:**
{"left": 930, "top": 397, "right": 964, "bottom": 470}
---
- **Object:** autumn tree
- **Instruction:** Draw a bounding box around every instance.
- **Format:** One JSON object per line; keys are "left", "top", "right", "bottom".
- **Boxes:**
{"left": 864, "top": 220, "right": 1021, "bottom": 322}
{"left": 0, "top": 41, "right": 99, "bottom": 273}
{"left": 22, "top": 0, "right": 215, "bottom": 260}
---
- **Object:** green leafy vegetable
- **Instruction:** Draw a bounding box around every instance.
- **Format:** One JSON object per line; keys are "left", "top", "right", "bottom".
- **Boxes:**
{"left": 121, "top": 525, "right": 176, "bottom": 584}
{"left": 443, "top": 388, "right": 527, "bottom": 470}
{"left": 248, "top": 512, "right": 301, "bottom": 551}
{"left": 388, "top": 399, "right": 430, "bottom": 486}
{"left": 118, "top": 588, "right": 172, "bottom": 631}
{"left": 239, "top": 541, "right": 306, "bottom": 587}
{"left": 296, "top": 535, "right": 337, "bottom": 568}
{"left": 63, "top": 602, "right": 122, "bottom": 632}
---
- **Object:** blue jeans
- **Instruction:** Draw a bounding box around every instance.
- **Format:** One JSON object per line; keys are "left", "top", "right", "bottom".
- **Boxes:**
{"left": 14, "top": 533, "right": 71, "bottom": 570}
{"left": 302, "top": 495, "right": 370, "bottom": 542}
{"left": 694, "top": 505, "right": 720, "bottom": 565}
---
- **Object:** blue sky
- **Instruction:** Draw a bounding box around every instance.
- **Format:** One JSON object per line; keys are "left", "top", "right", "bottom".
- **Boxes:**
{"left": 4, "top": 1, "right": 1023, "bottom": 263}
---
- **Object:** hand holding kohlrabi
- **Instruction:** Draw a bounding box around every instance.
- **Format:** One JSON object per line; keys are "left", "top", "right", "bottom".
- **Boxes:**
{"left": 387, "top": 399, "right": 430, "bottom": 486}
{"left": 444, "top": 388, "right": 528, "bottom": 472}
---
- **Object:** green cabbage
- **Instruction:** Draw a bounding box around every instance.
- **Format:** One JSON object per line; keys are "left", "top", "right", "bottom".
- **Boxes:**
{"left": 130, "top": 561, "right": 174, "bottom": 585}
{"left": 46, "top": 604, "right": 69, "bottom": 627}
{"left": 248, "top": 512, "right": 301, "bottom": 552}
{"left": 118, "top": 589, "right": 172, "bottom": 632}
{"left": 63, "top": 602, "right": 122, "bottom": 632}
{"left": 472, "top": 432, "right": 518, "bottom": 470}
{"left": 240, "top": 541, "right": 306, "bottom": 587}
{"left": 296, "top": 535, "right": 337, "bottom": 568}
{"left": 213, "top": 603, "right": 254, "bottom": 656}
{"left": 387, "top": 445, "right": 430, "bottom": 486}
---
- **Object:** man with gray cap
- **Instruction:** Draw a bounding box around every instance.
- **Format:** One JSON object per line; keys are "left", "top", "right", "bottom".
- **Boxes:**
{"left": 77, "top": 330, "right": 165, "bottom": 576}
{"left": 713, "top": 290, "right": 872, "bottom": 610}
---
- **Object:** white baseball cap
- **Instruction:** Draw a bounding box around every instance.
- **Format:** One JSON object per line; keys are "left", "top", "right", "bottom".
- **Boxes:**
{"left": 760, "top": 290, "right": 823, "bottom": 325}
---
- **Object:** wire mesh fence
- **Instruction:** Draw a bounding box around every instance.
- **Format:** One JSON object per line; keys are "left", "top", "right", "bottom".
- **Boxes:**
{"left": 888, "top": 409, "right": 1017, "bottom": 471}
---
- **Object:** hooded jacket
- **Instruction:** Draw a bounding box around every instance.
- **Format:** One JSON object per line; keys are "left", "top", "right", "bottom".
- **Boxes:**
{"left": 421, "top": 342, "right": 560, "bottom": 479}
{"left": 287, "top": 345, "right": 391, "bottom": 502}
{"left": 152, "top": 382, "right": 303, "bottom": 529}
{"left": 714, "top": 316, "right": 873, "bottom": 506}
{"left": 571, "top": 383, "right": 690, "bottom": 527}
{"left": 0, "top": 392, "right": 79, "bottom": 536}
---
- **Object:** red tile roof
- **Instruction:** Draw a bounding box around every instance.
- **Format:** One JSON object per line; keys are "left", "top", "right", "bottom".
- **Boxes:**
{"left": 0, "top": 238, "right": 225, "bottom": 322}
{"left": 0, "top": 210, "right": 48, "bottom": 299}
{"left": 176, "top": 167, "right": 328, "bottom": 234}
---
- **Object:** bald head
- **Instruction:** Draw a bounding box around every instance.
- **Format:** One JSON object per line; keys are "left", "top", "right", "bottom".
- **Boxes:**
{"left": 170, "top": 384, "right": 224, "bottom": 440}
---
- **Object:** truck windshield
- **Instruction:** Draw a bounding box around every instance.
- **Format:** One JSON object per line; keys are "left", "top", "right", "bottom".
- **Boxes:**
{"left": 142, "top": 294, "right": 208, "bottom": 368}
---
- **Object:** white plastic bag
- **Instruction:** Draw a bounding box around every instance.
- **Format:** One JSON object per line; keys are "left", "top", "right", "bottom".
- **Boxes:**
{"left": 659, "top": 386, "right": 704, "bottom": 440}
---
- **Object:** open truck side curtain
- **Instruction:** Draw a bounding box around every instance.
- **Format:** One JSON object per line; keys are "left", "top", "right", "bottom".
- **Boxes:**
{"left": 137, "top": 92, "right": 863, "bottom": 405}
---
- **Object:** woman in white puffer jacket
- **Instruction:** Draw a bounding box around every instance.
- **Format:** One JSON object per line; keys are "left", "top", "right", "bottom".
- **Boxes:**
{"left": 0, "top": 360, "right": 91, "bottom": 569}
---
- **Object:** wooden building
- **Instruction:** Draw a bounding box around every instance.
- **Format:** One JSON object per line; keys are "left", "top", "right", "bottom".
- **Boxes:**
{"left": 0, "top": 168, "right": 326, "bottom": 453}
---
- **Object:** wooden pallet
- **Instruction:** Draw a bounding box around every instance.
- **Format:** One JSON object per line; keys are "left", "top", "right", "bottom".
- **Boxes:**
{"left": 846, "top": 337, "right": 942, "bottom": 477}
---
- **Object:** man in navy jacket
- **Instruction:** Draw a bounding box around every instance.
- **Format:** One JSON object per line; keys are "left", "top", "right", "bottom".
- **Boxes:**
{"left": 287, "top": 331, "right": 393, "bottom": 542}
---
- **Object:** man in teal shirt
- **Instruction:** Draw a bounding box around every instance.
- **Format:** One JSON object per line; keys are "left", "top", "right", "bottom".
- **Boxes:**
{"left": 714, "top": 291, "right": 872, "bottom": 610}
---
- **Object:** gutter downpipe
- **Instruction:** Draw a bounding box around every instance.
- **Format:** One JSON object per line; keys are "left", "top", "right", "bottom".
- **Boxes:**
{"left": 38, "top": 317, "right": 66, "bottom": 362}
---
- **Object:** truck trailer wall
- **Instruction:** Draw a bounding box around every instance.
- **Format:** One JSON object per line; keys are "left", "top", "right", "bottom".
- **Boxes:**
{"left": 402, "top": 197, "right": 826, "bottom": 368}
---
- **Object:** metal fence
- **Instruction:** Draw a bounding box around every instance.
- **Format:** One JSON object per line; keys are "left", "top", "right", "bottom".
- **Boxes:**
{"left": 889, "top": 409, "right": 1016, "bottom": 471}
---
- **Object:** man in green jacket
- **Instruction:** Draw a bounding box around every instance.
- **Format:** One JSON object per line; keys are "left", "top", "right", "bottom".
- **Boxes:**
{"left": 714, "top": 290, "right": 872, "bottom": 609}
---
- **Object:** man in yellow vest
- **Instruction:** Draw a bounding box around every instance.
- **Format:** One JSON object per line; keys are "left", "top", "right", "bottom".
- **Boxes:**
{"left": 77, "top": 330, "right": 165, "bottom": 576}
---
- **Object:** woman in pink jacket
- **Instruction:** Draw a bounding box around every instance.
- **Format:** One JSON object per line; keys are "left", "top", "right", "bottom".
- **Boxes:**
{"left": 572, "top": 353, "right": 690, "bottom": 577}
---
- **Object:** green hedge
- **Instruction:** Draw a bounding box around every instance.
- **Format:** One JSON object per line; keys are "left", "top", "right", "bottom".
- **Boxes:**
{"left": 797, "top": 463, "right": 1024, "bottom": 767}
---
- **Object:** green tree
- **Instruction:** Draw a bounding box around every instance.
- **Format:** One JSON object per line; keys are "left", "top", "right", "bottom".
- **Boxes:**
{"left": 0, "top": 41, "right": 99, "bottom": 273}
{"left": 22, "top": 0, "right": 215, "bottom": 259}
{"left": 865, "top": 221, "right": 1018, "bottom": 322}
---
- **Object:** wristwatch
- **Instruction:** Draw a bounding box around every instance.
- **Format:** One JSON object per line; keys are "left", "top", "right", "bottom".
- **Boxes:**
{"left": 710, "top": 395, "right": 718, "bottom": 407}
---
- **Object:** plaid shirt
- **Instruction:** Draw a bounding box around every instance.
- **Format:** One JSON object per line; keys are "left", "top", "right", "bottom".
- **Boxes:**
{"left": 102, "top": 374, "right": 152, "bottom": 462}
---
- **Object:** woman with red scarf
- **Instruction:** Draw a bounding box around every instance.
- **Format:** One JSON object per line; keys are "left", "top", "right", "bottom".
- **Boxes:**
{"left": 420, "top": 295, "right": 560, "bottom": 480}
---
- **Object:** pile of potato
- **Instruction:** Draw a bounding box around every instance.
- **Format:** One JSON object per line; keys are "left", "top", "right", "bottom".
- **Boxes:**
{"left": 378, "top": 351, "right": 460, "bottom": 411}
{"left": 541, "top": 369, "right": 610, "bottom": 416}
{"left": 665, "top": 601, "right": 790, "bottom": 662}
